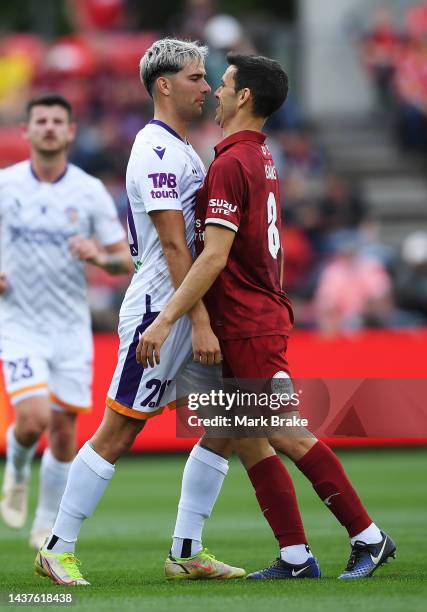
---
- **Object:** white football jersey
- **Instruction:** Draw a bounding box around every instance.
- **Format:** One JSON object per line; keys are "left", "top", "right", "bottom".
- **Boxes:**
{"left": 0, "top": 161, "right": 125, "bottom": 333}
{"left": 121, "top": 120, "right": 205, "bottom": 316}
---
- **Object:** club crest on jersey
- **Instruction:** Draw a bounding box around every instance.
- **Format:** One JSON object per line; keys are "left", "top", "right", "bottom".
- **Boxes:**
{"left": 65, "top": 206, "right": 79, "bottom": 223}
{"left": 153, "top": 145, "right": 166, "bottom": 160}
{"left": 208, "top": 199, "right": 237, "bottom": 215}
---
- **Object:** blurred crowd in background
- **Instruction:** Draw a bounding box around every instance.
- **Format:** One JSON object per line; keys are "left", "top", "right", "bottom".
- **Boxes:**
{"left": 359, "top": 2, "right": 427, "bottom": 153}
{"left": 1, "top": 0, "right": 427, "bottom": 336}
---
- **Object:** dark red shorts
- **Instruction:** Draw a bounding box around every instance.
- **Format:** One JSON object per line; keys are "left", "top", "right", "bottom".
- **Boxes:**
{"left": 220, "top": 335, "right": 294, "bottom": 417}
{"left": 220, "top": 335, "right": 291, "bottom": 379}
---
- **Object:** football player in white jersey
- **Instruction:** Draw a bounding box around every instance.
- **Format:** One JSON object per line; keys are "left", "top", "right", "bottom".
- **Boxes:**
{"left": 36, "top": 39, "right": 244, "bottom": 586}
{"left": 0, "top": 94, "right": 133, "bottom": 549}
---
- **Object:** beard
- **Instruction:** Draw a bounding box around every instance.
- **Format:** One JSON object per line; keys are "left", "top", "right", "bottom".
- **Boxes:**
{"left": 33, "top": 141, "right": 69, "bottom": 156}
{"left": 178, "top": 100, "right": 204, "bottom": 123}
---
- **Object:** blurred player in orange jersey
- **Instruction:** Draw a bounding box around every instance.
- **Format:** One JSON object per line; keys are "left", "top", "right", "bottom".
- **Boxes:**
{"left": 0, "top": 93, "right": 132, "bottom": 549}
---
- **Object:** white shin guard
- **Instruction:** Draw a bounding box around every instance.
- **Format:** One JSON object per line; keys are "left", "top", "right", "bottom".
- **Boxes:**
{"left": 173, "top": 444, "right": 229, "bottom": 544}
{"left": 52, "top": 442, "right": 115, "bottom": 543}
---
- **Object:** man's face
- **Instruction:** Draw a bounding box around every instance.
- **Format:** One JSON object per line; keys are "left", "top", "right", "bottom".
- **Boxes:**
{"left": 24, "top": 105, "right": 76, "bottom": 155}
{"left": 214, "top": 65, "right": 239, "bottom": 128}
{"left": 168, "top": 60, "right": 211, "bottom": 122}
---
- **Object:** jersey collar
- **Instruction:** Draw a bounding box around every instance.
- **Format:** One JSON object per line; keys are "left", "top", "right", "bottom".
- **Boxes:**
{"left": 214, "top": 130, "right": 266, "bottom": 157}
{"left": 148, "top": 119, "right": 188, "bottom": 144}
{"left": 30, "top": 163, "right": 69, "bottom": 184}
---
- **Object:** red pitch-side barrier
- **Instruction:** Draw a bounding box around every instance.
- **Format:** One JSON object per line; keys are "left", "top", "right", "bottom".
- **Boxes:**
{"left": 1, "top": 329, "right": 427, "bottom": 454}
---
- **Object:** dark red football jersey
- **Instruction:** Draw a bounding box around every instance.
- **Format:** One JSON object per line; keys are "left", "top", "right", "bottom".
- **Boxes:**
{"left": 195, "top": 130, "right": 293, "bottom": 340}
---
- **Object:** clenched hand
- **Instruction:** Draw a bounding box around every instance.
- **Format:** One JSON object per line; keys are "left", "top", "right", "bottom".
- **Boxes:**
{"left": 136, "top": 316, "right": 172, "bottom": 368}
{"left": 0, "top": 273, "right": 7, "bottom": 295}
{"left": 69, "top": 235, "right": 104, "bottom": 266}
{"left": 191, "top": 322, "right": 222, "bottom": 365}
{"left": 136, "top": 317, "right": 222, "bottom": 368}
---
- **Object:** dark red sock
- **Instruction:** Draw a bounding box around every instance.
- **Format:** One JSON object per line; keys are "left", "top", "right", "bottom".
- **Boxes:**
{"left": 296, "top": 441, "right": 372, "bottom": 537}
{"left": 247, "top": 455, "right": 307, "bottom": 547}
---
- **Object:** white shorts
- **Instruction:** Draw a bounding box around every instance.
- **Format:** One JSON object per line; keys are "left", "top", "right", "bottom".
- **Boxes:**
{"left": 0, "top": 325, "right": 93, "bottom": 413}
{"left": 107, "top": 308, "right": 221, "bottom": 420}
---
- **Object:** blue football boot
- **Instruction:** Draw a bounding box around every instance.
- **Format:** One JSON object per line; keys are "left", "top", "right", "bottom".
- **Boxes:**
{"left": 246, "top": 555, "right": 321, "bottom": 580}
{"left": 338, "top": 531, "right": 396, "bottom": 579}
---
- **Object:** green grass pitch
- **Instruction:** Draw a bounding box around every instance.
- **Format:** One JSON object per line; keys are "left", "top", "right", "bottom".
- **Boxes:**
{"left": 0, "top": 448, "right": 426, "bottom": 612}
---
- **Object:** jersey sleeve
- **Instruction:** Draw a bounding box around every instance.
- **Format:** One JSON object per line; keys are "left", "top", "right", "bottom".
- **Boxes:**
{"left": 91, "top": 180, "right": 126, "bottom": 246}
{"left": 205, "top": 156, "right": 247, "bottom": 233}
{"left": 132, "top": 147, "right": 184, "bottom": 214}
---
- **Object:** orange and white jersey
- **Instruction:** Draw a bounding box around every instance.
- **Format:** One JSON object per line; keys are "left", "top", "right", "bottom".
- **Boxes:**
{"left": 0, "top": 160, "right": 125, "bottom": 411}
{"left": 0, "top": 160, "right": 125, "bottom": 334}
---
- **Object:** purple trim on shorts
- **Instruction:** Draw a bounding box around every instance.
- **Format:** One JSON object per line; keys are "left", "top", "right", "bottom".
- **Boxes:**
{"left": 148, "top": 119, "right": 187, "bottom": 144}
{"left": 114, "top": 310, "right": 159, "bottom": 408}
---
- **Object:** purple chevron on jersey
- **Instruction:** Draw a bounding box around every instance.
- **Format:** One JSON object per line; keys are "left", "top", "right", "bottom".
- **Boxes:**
{"left": 153, "top": 145, "right": 166, "bottom": 159}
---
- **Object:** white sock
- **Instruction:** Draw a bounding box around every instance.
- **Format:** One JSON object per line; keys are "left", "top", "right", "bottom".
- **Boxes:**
{"left": 6, "top": 424, "right": 37, "bottom": 484}
{"left": 32, "top": 448, "right": 72, "bottom": 532}
{"left": 46, "top": 442, "right": 115, "bottom": 553}
{"left": 171, "top": 444, "right": 229, "bottom": 558}
{"left": 351, "top": 522, "right": 382, "bottom": 545}
{"left": 281, "top": 544, "right": 312, "bottom": 565}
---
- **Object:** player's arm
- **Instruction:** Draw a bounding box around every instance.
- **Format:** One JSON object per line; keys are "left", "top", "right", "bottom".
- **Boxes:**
{"left": 69, "top": 236, "right": 134, "bottom": 275}
{"left": 136, "top": 224, "right": 235, "bottom": 367}
{"left": 137, "top": 154, "right": 245, "bottom": 367}
{"left": 149, "top": 209, "right": 207, "bottom": 323}
{"left": 150, "top": 209, "right": 221, "bottom": 365}
{"left": 71, "top": 177, "right": 134, "bottom": 275}
{"left": 0, "top": 273, "right": 6, "bottom": 294}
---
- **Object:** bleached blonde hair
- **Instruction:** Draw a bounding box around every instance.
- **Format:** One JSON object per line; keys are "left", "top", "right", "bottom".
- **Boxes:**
{"left": 139, "top": 38, "right": 208, "bottom": 98}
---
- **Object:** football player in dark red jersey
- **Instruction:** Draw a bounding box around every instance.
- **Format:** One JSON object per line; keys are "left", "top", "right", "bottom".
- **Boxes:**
{"left": 137, "top": 53, "right": 396, "bottom": 580}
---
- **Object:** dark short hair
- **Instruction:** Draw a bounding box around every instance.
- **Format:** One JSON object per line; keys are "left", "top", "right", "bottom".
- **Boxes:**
{"left": 26, "top": 93, "right": 73, "bottom": 121}
{"left": 226, "top": 53, "right": 289, "bottom": 118}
